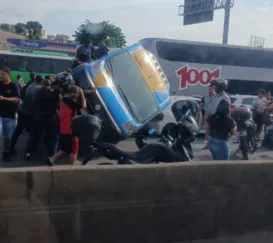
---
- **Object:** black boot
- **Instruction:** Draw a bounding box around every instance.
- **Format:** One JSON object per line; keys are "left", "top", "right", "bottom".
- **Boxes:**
{"left": 2, "top": 151, "right": 12, "bottom": 162}
{"left": 9, "top": 148, "right": 18, "bottom": 156}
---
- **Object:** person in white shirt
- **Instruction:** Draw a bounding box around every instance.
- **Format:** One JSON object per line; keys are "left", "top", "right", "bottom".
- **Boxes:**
{"left": 252, "top": 89, "right": 267, "bottom": 138}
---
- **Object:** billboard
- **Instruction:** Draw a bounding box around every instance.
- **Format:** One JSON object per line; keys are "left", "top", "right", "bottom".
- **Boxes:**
{"left": 6, "top": 38, "right": 80, "bottom": 52}
{"left": 183, "top": 0, "right": 214, "bottom": 26}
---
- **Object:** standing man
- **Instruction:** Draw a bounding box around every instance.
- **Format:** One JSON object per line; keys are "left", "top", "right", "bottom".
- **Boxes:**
{"left": 75, "top": 38, "right": 95, "bottom": 63}
{"left": 266, "top": 90, "right": 273, "bottom": 104}
{"left": 198, "top": 84, "right": 216, "bottom": 149}
{"left": 206, "top": 79, "right": 231, "bottom": 116}
{"left": 15, "top": 75, "right": 24, "bottom": 91}
{"left": 9, "top": 75, "right": 43, "bottom": 156}
{"left": 0, "top": 68, "right": 20, "bottom": 161}
{"left": 21, "top": 71, "right": 35, "bottom": 100}
{"left": 94, "top": 41, "right": 109, "bottom": 59}
{"left": 204, "top": 79, "right": 231, "bottom": 148}
{"left": 252, "top": 89, "right": 267, "bottom": 139}
{"left": 25, "top": 79, "right": 60, "bottom": 160}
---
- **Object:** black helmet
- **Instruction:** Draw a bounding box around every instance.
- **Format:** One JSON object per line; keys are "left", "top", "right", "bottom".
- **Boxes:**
{"left": 54, "top": 72, "right": 73, "bottom": 88}
{"left": 210, "top": 79, "right": 228, "bottom": 93}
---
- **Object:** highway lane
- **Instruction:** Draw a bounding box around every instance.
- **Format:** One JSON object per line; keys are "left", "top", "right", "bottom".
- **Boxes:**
{"left": 0, "top": 133, "right": 272, "bottom": 168}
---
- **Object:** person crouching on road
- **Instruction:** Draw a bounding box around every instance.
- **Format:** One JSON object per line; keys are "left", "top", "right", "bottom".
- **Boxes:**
{"left": 207, "top": 100, "right": 237, "bottom": 160}
{"left": 47, "top": 85, "right": 86, "bottom": 166}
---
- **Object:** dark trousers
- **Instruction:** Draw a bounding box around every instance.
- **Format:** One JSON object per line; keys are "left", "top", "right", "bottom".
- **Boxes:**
{"left": 44, "top": 130, "right": 60, "bottom": 157}
{"left": 10, "top": 112, "right": 33, "bottom": 152}
{"left": 26, "top": 116, "right": 59, "bottom": 156}
{"left": 254, "top": 113, "right": 264, "bottom": 136}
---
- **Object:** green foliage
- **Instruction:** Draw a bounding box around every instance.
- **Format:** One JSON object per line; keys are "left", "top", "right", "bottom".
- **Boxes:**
{"left": 26, "top": 21, "right": 43, "bottom": 30}
{"left": 1, "top": 21, "right": 43, "bottom": 40}
{"left": 15, "top": 23, "right": 26, "bottom": 34}
{"left": 0, "top": 23, "right": 10, "bottom": 31}
{"left": 73, "top": 20, "right": 126, "bottom": 48}
{"left": 26, "top": 21, "right": 43, "bottom": 40}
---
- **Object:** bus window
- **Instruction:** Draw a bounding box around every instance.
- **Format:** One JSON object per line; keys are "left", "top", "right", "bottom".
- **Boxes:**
{"left": 52, "top": 59, "right": 70, "bottom": 73}
{"left": 227, "top": 79, "right": 273, "bottom": 95}
{"left": 41, "top": 58, "right": 52, "bottom": 73}
{"left": 26, "top": 57, "right": 41, "bottom": 72}
{"left": 156, "top": 41, "right": 273, "bottom": 68}
{"left": 5, "top": 55, "right": 25, "bottom": 71}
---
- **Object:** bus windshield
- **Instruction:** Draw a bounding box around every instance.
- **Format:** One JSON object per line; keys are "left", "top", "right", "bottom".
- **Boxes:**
{"left": 104, "top": 51, "right": 159, "bottom": 123}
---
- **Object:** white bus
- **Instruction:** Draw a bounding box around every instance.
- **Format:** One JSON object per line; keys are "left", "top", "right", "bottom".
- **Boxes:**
{"left": 139, "top": 38, "right": 273, "bottom": 96}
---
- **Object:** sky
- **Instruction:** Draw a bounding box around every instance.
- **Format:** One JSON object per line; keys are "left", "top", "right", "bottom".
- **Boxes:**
{"left": 1, "top": 0, "right": 273, "bottom": 47}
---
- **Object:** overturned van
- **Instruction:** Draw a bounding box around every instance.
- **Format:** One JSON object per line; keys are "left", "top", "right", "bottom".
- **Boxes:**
{"left": 72, "top": 44, "right": 171, "bottom": 144}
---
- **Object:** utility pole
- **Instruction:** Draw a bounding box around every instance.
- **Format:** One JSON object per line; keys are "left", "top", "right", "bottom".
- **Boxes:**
{"left": 222, "top": 0, "right": 231, "bottom": 44}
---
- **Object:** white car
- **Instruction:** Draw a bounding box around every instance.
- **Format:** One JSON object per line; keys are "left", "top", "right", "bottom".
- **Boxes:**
{"left": 149, "top": 95, "right": 202, "bottom": 134}
{"left": 229, "top": 95, "right": 257, "bottom": 110}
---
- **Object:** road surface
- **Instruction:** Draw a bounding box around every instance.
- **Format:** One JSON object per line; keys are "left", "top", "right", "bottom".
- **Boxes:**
{"left": 0, "top": 134, "right": 272, "bottom": 168}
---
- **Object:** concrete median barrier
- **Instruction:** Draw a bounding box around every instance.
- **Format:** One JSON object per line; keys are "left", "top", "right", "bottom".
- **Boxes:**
{"left": 1, "top": 161, "right": 273, "bottom": 243}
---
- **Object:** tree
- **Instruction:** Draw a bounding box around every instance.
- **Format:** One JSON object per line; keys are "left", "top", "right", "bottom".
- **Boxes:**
{"left": 73, "top": 20, "right": 126, "bottom": 48}
{"left": 15, "top": 23, "right": 26, "bottom": 34}
{"left": 26, "top": 21, "right": 43, "bottom": 40}
{"left": 0, "top": 23, "right": 10, "bottom": 32}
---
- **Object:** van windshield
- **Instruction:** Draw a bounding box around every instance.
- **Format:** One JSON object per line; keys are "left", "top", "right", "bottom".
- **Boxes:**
{"left": 104, "top": 51, "right": 159, "bottom": 123}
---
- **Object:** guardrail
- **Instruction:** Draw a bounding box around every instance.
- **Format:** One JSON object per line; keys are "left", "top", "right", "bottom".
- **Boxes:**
{"left": 0, "top": 161, "right": 273, "bottom": 243}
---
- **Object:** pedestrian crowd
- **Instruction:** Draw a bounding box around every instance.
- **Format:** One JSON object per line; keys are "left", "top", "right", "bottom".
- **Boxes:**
{"left": 0, "top": 68, "right": 90, "bottom": 166}
{"left": 198, "top": 79, "right": 273, "bottom": 161}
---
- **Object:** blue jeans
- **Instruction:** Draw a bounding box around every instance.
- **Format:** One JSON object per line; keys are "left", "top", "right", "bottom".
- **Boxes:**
{"left": 0, "top": 117, "right": 15, "bottom": 139}
{"left": 209, "top": 137, "right": 230, "bottom": 160}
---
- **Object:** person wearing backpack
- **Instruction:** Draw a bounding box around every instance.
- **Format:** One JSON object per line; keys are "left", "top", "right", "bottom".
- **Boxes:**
{"left": 75, "top": 39, "right": 95, "bottom": 63}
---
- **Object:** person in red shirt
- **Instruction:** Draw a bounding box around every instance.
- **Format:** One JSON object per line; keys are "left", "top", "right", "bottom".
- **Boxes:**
{"left": 47, "top": 85, "right": 86, "bottom": 166}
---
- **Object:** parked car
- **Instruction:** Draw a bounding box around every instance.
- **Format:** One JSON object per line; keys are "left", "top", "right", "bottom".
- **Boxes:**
{"left": 229, "top": 95, "right": 257, "bottom": 110}
{"left": 191, "top": 95, "right": 203, "bottom": 100}
{"left": 148, "top": 95, "right": 203, "bottom": 134}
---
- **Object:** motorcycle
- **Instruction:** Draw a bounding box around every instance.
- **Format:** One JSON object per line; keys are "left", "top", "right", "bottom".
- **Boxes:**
{"left": 71, "top": 109, "right": 198, "bottom": 165}
{"left": 135, "top": 100, "right": 197, "bottom": 151}
{"left": 231, "top": 107, "right": 257, "bottom": 160}
{"left": 135, "top": 122, "right": 194, "bottom": 160}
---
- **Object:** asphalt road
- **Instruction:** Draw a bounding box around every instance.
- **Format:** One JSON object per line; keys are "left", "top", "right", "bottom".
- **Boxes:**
{"left": 0, "top": 133, "right": 272, "bottom": 168}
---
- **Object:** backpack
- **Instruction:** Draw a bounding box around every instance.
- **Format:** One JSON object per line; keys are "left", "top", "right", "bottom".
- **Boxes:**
{"left": 77, "top": 46, "right": 91, "bottom": 62}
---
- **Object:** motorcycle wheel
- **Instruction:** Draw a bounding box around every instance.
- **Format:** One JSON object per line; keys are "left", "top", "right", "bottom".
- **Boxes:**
{"left": 239, "top": 136, "right": 249, "bottom": 160}
{"left": 248, "top": 127, "right": 257, "bottom": 153}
